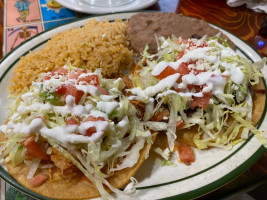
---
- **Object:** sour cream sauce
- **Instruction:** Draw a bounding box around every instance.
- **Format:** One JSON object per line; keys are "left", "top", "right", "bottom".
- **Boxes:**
{"left": 129, "top": 41, "right": 244, "bottom": 100}
{"left": 2, "top": 67, "right": 122, "bottom": 145}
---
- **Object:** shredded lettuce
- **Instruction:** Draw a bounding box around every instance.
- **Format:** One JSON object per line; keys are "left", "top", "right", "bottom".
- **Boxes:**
{"left": 232, "top": 113, "right": 267, "bottom": 148}
{"left": 161, "top": 160, "right": 176, "bottom": 166}
{"left": 135, "top": 35, "right": 266, "bottom": 153}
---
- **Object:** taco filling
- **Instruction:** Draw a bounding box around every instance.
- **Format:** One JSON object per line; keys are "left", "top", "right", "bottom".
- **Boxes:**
{"left": 124, "top": 35, "right": 267, "bottom": 164}
{"left": 0, "top": 65, "right": 153, "bottom": 199}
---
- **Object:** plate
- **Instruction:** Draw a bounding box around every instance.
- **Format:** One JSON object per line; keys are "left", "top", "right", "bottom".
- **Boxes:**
{"left": 0, "top": 12, "right": 266, "bottom": 200}
{"left": 56, "top": 0, "right": 158, "bottom": 14}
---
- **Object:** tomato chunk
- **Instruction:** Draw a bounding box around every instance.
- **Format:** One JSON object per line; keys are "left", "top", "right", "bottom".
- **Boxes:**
{"left": 29, "top": 174, "right": 49, "bottom": 187}
{"left": 69, "top": 71, "right": 82, "bottom": 80}
{"left": 177, "top": 144, "right": 195, "bottom": 164}
{"left": 176, "top": 50, "right": 185, "bottom": 60}
{"left": 174, "top": 88, "right": 186, "bottom": 93}
{"left": 177, "top": 62, "right": 190, "bottom": 76}
{"left": 190, "top": 91, "right": 212, "bottom": 110}
{"left": 84, "top": 115, "right": 106, "bottom": 122}
{"left": 85, "top": 127, "right": 97, "bottom": 137}
{"left": 97, "top": 85, "right": 109, "bottom": 95}
{"left": 84, "top": 115, "right": 106, "bottom": 137}
{"left": 176, "top": 39, "right": 207, "bottom": 60}
{"left": 43, "top": 75, "right": 51, "bottom": 81}
{"left": 177, "top": 62, "right": 190, "bottom": 82}
{"left": 155, "top": 66, "right": 178, "bottom": 80}
{"left": 78, "top": 74, "right": 99, "bottom": 86}
{"left": 69, "top": 70, "right": 99, "bottom": 86}
{"left": 51, "top": 68, "right": 68, "bottom": 76}
{"left": 198, "top": 41, "right": 208, "bottom": 48}
{"left": 65, "top": 84, "right": 84, "bottom": 104}
{"left": 186, "top": 84, "right": 195, "bottom": 90}
{"left": 69, "top": 69, "right": 87, "bottom": 80}
{"left": 21, "top": 136, "right": 49, "bottom": 160}
{"left": 55, "top": 84, "right": 67, "bottom": 95}
{"left": 43, "top": 68, "right": 68, "bottom": 81}
{"left": 66, "top": 117, "right": 79, "bottom": 125}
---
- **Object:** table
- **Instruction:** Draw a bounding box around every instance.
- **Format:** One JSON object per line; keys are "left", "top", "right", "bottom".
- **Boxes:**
{"left": 0, "top": 0, "right": 266, "bottom": 199}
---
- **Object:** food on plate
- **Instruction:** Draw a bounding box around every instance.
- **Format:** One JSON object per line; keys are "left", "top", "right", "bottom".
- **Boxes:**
{"left": 0, "top": 65, "right": 153, "bottom": 199}
{"left": 125, "top": 34, "right": 266, "bottom": 164}
{"left": 0, "top": 12, "right": 266, "bottom": 199}
{"left": 9, "top": 19, "right": 133, "bottom": 95}
{"left": 127, "top": 12, "right": 236, "bottom": 54}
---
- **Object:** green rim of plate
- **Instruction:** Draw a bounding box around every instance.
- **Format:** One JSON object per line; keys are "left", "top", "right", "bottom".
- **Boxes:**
{"left": 0, "top": 11, "right": 266, "bottom": 200}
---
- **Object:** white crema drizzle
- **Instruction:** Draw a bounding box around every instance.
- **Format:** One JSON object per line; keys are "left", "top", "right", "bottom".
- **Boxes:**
{"left": 1, "top": 67, "right": 122, "bottom": 145}
{"left": 128, "top": 39, "right": 244, "bottom": 100}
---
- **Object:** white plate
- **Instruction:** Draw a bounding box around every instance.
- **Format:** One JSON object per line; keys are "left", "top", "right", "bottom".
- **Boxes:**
{"left": 0, "top": 12, "right": 266, "bottom": 200}
{"left": 56, "top": 0, "right": 158, "bottom": 14}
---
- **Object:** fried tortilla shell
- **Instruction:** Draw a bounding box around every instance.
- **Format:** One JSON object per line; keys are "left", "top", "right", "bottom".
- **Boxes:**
{"left": 156, "top": 78, "right": 266, "bottom": 149}
{"left": 6, "top": 138, "right": 154, "bottom": 200}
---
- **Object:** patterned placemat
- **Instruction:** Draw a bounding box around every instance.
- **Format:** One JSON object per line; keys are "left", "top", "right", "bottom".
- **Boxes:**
{"left": 3, "top": 0, "right": 78, "bottom": 56}
{"left": 1, "top": 1, "right": 79, "bottom": 199}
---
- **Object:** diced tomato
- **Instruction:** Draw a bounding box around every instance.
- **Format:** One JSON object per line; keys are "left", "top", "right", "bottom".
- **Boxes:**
{"left": 21, "top": 136, "right": 49, "bottom": 160}
{"left": 186, "top": 84, "right": 195, "bottom": 90}
{"left": 155, "top": 66, "right": 178, "bottom": 80}
{"left": 177, "top": 144, "right": 195, "bottom": 163}
{"left": 177, "top": 62, "right": 190, "bottom": 82}
{"left": 152, "top": 109, "right": 170, "bottom": 122}
{"left": 51, "top": 68, "right": 68, "bottom": 76}
{"left": 65, "top": 84, "right": 84, "bottom": 104}
{"left": 78, "top": 74, "right": 99, "bottom": 86}
{"left": 97, "top": 85, "right": 109, "bottom": 95}
{"left": 69, "top": 69, "right": 87, "bottom": 80}
{"left": 84, "top": 115, "right": 106, "bottom": 122}
{"left": 176, "top": 39, "right": 207, "bottom": 60}
{"left": 188, "top": 60, "right": 197, "bottom": 65}
{"left": 176, "top": 120, "right": 185, "bottom": 129}
{"left": 198, "top": 41, "right": 208, "bottom": 48}
{"left": 85, "top": 127, "right": 97, "bottom": 137}
{"left": 177, "top": 63, "right": 190, "bottom": 75}
{"left": 66, "top": 117, "right": 79, "bottom": 125}
{"left": 84, "top": 115, "right": 105, "bottom": 137}
{"left": 190, "top": 91, "right": 212, "bottom": 110}
{"left": 176, "top": 50, "right": 185, "bottom": 60}
{"left": 174, "top": 88, "right": 186, "bottom": 93}
{"left": 187, "top": 83, "right": 206, "bottom": 91}
{"left": 43, "top": 75, "right": 51, "bottom": 81}
{"left": 69, "top": 71, "right": 82, "bottom": 80}
{"left": 55, "top": 84, "right": 67, "bottom": 95}
{"left": 69, "top": 70, "right": 99, "bottom": 85}
{"left": 29, "top": 174, "right": 49, "bottom": 187}
{"left": 194, "top": 86, "right": 201, "bottom": 93}
{"left": 43, "top": 68, "right": 67, "bottom": 81}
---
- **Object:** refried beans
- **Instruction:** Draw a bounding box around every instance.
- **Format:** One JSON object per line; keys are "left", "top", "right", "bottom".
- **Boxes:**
{"left": 127, "top": 12, "right": 235, "bottom": 54}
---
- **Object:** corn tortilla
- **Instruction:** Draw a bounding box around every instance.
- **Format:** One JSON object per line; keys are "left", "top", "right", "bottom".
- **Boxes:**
{"left": 6, "top": 138, "right": 153, "bottom": 200}
{"left": 175, "top": 78, "right": 266, "bottom": 148}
